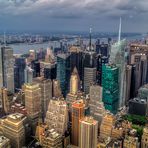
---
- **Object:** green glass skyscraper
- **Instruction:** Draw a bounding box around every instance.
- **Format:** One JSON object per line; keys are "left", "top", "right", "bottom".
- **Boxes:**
{"left": 102, "top": 64, "right": 119, "bottom": 113}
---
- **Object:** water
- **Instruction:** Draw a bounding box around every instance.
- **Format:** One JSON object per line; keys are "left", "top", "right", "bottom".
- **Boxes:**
{"left": 11, "top": 34, "right": 144, "bottom": 54}
{"left": 11, "top": 42, "right": 51, "bottom": 54}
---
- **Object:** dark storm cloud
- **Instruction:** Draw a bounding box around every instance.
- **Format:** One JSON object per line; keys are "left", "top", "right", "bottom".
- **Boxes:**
{"left": 0, "top": 0, "right": 148, "bottom": 32}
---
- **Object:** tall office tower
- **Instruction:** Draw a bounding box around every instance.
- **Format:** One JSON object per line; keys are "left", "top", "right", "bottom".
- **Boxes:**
{"left": 40, "top": 47, "right": 57, "bottom": 80}
{"left": 96, "top": 39, "right": 109, "bottom": 56}
{"left": 2, "top": 113, "right": 26, "bottom": 148}
{"left": 141, "top": 127, "right": 148, "bottom": 148}
{"left": 24, "top": 83, "right": 41, "bottom": 134}
{"left": 123, "top": 136, "right": 139, "bottom": 148}
{"left": 130, "top": 64, "right": 137, "bottom": 98}
{"left": 41, "top": 128, "right": 63, "bottom": 148}
{"left": 83, "top": 29, "right": 97, "bottom": 94}
{"left": 52, "top": 79, "right": 62, "bottom": 98}
{"left": 102, "top": 64, "right": 119, "bottom": 113}
{"left": 14, "top": 57, "right": 26, "bottom": 90}
{"left": 57, "top": 53, "right": 70, "bottom": 96}
{"left": 125, "top": 65, "right": 132, "bottom": 104}
{"left": 89, "top": 85, "right": 105, "bottom": 125}
{"left": 100, "top": 113, "right": 115, "bottom": 139}
{"left": 0, "top": 136, "right": 11, "bottom": 148}
{"left": 84, "top": 67, "right": 96, "bottom": 94}
{"left": 0, "top": 88, "right": 13, "bottom": 115}
{"left": 66, "top": 67, "right": 81, "bottom": 106}
{"left": 97, "top": 54, "right": 108, "bottom": 85}
{"left": 24, "top": 83, "right": 41, "bottom": 117}
{"left": 131, "top": 53, "right": 142, "bottom": 91}
{"left": 71, "top": 100, "right": 85, "bottom": 146}
{"left": 110, "top": 19, "right": 127, "bottom": 108}
{"left": 45, "top": 99, "right": 68, "bottom": 135}
{"left": 0, "top": 47, "right": 14, "bottom": 93}
{"left": 24, "top": 66, "right": 34, "bottom": 83}
{"left": 33, "top": 77, "right": 52, "bottom": 120}
{"left": 66, "top": 67, "right": 84, "bottom": 123}
{"left": 69, "top": 46, "right": 83, "bottom": 81}
{"left": 130, "top": 44, "right": 148, "bottom": 83}
{"left": 40, "top": 61, "right": 57, "bottom": 80}
{"left": 31, "top": 60, "right": 40, "bottom": 77}
{"left": 140, "top": 54, "right": 148, "bottom": 86}
{"left": 79, "top": 117, "right": 98, "bottom": 148}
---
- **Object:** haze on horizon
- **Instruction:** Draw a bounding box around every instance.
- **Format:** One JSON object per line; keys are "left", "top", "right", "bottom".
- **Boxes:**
{"left": 0, "top": 0, "right": 148, "bottom": 33}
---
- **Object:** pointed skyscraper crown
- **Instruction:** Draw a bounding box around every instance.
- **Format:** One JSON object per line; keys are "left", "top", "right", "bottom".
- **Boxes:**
{"left": 70, "top": 67, "right": 80, "bottom": 94}
{"left": 72, "top": 67, "right": 79, "bottom": 75}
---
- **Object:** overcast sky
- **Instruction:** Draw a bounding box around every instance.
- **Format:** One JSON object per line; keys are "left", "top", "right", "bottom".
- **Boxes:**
{"left": 0, "top": 0, "right": 148, "bottom": 33}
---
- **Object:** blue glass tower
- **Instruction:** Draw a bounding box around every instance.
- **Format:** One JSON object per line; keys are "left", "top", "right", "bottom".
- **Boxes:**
{"left": 57, "top": 53, "right": 70, "bottom": 97}
{"left": 14, "top": 57, "right": 26, "bottom": 90}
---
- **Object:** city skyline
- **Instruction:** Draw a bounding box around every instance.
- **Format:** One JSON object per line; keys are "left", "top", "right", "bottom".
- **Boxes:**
{"left": 0, "top": 0, "right": 148, "bottom": 33}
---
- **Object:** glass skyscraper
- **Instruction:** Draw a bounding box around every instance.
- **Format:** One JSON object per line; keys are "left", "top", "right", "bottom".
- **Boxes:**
{"left": 57, "top": 53, "right": 70, "bottom": 96}
{"left": 14, "top": 57, "right": 26, "bottom": 90}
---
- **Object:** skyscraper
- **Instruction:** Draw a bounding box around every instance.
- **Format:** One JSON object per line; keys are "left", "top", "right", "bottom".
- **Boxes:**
{"left": 69, "top": 46, "right": 83, "bottom": 81}
{"left": 125, "top": 65, "right": 132, "bottom": 104}
{"left": 24, "top": 83, "right": 41, "bottom": 117}
{"left": 89, "top": 84, "right": 105, "bottom": 124}
{"left": 96, "top": 39, "right": 110, "bottom": 56}
{"left": 71, "top": 100, "right": 85, "bottom": 146}
{"left": 52, "top": 79, "right": 62, "bottom": 98}
{"left": 33, "top": 77, "right": 52, "bottom": 120}
{"left": 14, "top": 57, "right": 26, "bottom": 90}
{"left": 24, "top": 83, "right": 41, "bottom": 134}
{"left": 0, "top": 47, "right": 14, "bottom": 93}
{"left": 110, "top": 18, "right": 127, "bottom": 108}
{"left": 96, "top": 55, "right": 108, "bottom": 85}
{"left": 31, "top": 60, "right": 40, "bottom": 78}
{"left": 84, "top": 67, "right": 96, "bottom": 94}
{"left": 40, "top": 47, "right": 57, "bottom": 80}
{"left": 66, "top": 67, "right": 81, "bottom": 107}
{"left": 45, "top": 99, "right": 68, "bottom": 135}
{"left": 102, "top": 64, "right": 119, "bottom": 113}
{"left": 79, "top": 117, "right": 98, "bottom": 148}
{"left": 83, "top": 29, "right": 97, "bottom": 94}
{"left": 2, "top": 113, "right": 26, "bottom": 148}
{"left": 57, "top": 53, "right": 70, "bottom": 96}
{"left": 0, "top": 88, "right": 13, "bottom": 115}
{"left": 24, "top": 66, "right": 34, "bottom": 84}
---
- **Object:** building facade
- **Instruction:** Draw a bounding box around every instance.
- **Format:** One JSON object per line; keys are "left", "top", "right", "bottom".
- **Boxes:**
{"left": 79, "top": 117, "right": 98, "bottom": 148}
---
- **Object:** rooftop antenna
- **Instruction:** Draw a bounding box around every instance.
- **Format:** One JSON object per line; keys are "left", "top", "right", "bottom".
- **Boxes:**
{"left": 89, "top": 27, "right": 92, "bottom": 51}
{"left": 3, "top": 31, "right": 6, "bottom": 47}
{"left": 118, "top": 17, "right": 122, "bottom": 43}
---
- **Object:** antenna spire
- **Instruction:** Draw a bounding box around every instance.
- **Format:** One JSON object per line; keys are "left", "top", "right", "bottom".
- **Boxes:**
{"left": 89, "top": 27, "right": 92, "bottom": 51}
{"left": 4, "top": 31, "right": 6, "bottom": 47}
{"left": 118, "top": 17, "right": 122, "bottom": 43}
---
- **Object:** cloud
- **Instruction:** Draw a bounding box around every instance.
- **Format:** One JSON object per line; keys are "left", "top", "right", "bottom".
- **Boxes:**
{"left": 0, "top": 0, "right": 148, "bottom": 19}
